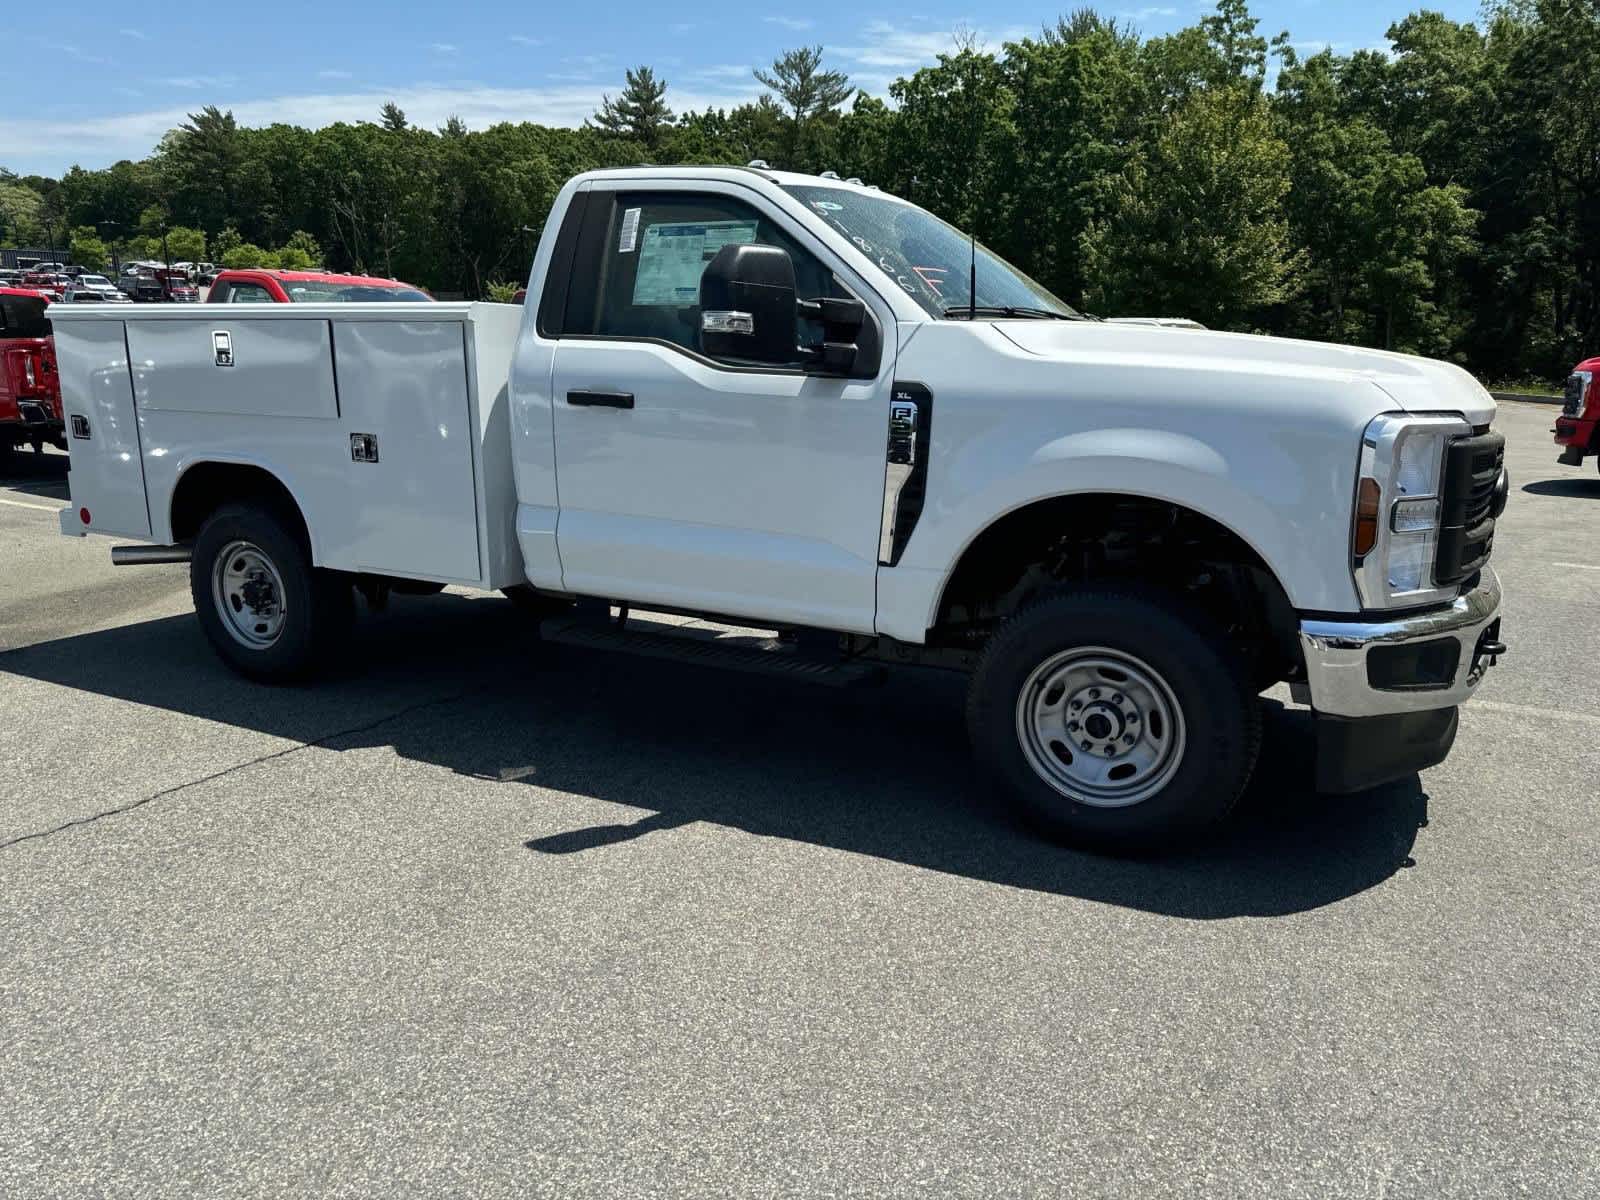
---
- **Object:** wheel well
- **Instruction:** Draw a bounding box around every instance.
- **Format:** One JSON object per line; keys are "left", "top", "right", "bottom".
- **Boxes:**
{"left": 169, "top": 462, "right": 311, "bottom": 552}
{"left": 931, "top": 494, "right": 1303, "bottom": 685}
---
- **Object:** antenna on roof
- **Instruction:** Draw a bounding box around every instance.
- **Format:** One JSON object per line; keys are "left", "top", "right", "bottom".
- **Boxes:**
{"left": 747, "top": 159, "right": 769, "bottom": 169}
{"left": 819, "top": 170, "right": 840, "bottom": 180}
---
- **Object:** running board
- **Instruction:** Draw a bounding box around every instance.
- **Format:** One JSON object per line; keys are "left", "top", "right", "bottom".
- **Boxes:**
{"left": 541, "top": 616, "right": 885, "bottom": 688}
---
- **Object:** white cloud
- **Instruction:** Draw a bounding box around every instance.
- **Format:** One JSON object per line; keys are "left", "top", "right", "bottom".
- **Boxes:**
{"left": 318, "top": 69, "right": 353, "bottom": 80}
{"left": 691, "top": 64, "right": 754, "bottom": 81}
{"left": 430, "top": 42, "right": 459, "bottom": 54}
{"left": 119, "top": 28, "right": 149, "bottom": 41}
{"left": 159, "top": 75, "right": 239, "bottom": 90}
{"left": 0, "top": 82, "right": 777, "bottom": 174}
{"left": 1116, "top": 6, "right": 1178, "bottom": 18}
{"left": 834, "top": 20, "right": 1029, "bottom": 70}
{"left": 47, "top": 42, "right": 108, "bottom": 65}
{"left": 764, "top": 16, "right": 814, "bottom": 31}
{"left": 510, "top": 35, "right": 544, "bottom": 46}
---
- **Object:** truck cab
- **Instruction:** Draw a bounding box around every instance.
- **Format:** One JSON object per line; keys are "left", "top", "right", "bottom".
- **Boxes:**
{"left": 48, "top": 165, "right": 1510, "bottom": 849}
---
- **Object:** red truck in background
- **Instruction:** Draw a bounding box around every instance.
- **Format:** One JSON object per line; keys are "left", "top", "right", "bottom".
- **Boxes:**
{"left": 1555, "top": 357, "right": 1600, "bottom": 471}
{"left": 0, "top": 287, "right": 65, "bottom": 457}
{"left": 206, "top": 269, "right": 432, "bottom": 303}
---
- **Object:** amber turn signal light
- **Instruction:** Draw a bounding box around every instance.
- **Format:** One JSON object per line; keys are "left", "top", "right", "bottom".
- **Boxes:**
{"left": 1353, "top": 477, "right": 1381, "bottom": 559}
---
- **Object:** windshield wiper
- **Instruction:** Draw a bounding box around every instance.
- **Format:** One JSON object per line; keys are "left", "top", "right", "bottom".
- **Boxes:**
{"left": 943, "top": 304, "right": 1076, "bottom": 321}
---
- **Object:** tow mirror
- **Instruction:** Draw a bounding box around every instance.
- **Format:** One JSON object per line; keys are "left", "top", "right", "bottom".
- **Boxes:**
{"left": 699, "top": 242, "right": 870, "bottom": 376}
{"left": 699, "top": 243, "right": 800, "bottom": 366}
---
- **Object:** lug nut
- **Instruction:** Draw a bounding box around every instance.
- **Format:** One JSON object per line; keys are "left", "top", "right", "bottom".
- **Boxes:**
{"left": 1067, "top": 720, "right": 1079, "bottom": 732}
{"left": 1123, "top": 733, "right": 1136, "bottom": 745}
{"left": 1080, "top": 741, "right": 1092, "bottom": 751}
{"left": 1070, "top": 700, "right": 1082, "bottom": 712}
{"left": 1088, "top": 688, "right": 1101, "bottom": 699}
{"left": 1111, "top": 693, "right": 1124, "bottom": 704}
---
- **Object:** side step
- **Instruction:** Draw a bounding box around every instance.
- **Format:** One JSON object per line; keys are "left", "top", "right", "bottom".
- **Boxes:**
{"left": 541, "top": 615, "right": 885, "bottom": 688}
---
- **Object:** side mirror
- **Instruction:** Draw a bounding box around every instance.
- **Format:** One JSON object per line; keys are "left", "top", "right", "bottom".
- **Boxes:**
{"left": 699, "top": 243, "right": 800, "bottom": 366}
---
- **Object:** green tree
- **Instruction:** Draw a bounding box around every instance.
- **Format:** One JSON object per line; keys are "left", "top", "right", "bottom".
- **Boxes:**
{"left": 754, "top": 46, "right": 854, "bottom": 170}
{"left": 221, "top": 242, "right": 271, "bottom": 270}
{"left": 273, "top": 245, "right": 316, "bottom": 269}
{"left": 165, "top": 225, "right": 207, "bottom": 263}
{"left": 162, "top": 105, "right": 242, "bottom": 234}
{"left": 590, "top": 67, "right": 674, "bottom": 150}
{"left": 69, "top": 226, "right": 109, "bottom": 271}
{"left": 380, "top": 102, "right": 408, "bottom": 133}
{"left": 1082, "top": 85, "right": 1295, "bottom": 326}
{"left": 283, "top": 229, "right": 322, "bottom": 264}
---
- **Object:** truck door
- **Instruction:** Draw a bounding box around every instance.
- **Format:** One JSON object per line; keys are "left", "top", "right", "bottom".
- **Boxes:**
{"left": 52, "top": 316, "right": 152, "bottom": 538}
{"left": 548, "top": 184, "right": 896, "bottom": 634}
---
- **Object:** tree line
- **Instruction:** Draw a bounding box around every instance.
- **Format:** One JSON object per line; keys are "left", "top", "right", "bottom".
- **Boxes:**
{"left": 0, "top": 0, "right": 1593, "bottom": 382}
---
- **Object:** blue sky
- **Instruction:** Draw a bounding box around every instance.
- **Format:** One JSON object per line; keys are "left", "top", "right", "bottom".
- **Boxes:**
{"left": 2, "top": 0, "right": 1484, "bottom": 177}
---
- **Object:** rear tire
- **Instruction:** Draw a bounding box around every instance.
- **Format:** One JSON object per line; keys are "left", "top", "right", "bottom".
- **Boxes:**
{"left": 966, "top": 586, "right": 1261, "bottom": 850}
{"left": 190, "top": 502, "right": 352, "bottom": 682}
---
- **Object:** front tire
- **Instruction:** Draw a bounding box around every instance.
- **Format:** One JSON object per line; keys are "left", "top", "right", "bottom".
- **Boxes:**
{"left": 190, "top": 503, "right": 352, "bottom": 682}
{"left": 966, "top": 587, "right": 1261, "bottom": 850}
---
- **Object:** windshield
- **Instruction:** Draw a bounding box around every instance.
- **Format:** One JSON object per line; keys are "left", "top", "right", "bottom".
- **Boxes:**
{"left": 782, "top": 184, "right": 1078, "bottom": 319}
{"left": 80, "top": 275, "right": 112, "bottom": 287}
{"left": 282, "top": 281, "right": 432, "bottom": 303}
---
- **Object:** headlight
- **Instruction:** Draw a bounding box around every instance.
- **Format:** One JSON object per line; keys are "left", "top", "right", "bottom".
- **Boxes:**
{"left": 1352, "top": 413, "right": 1471, "bottom": 609}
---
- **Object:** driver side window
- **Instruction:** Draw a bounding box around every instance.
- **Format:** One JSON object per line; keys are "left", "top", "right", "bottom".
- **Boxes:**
{"left": 582, "top": 192, "right": 838, "bottom": 364}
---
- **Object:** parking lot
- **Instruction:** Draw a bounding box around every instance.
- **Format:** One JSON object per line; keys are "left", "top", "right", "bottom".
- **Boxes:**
{"left": 0, "top": 399, "right": 1594, "bottom": 1196}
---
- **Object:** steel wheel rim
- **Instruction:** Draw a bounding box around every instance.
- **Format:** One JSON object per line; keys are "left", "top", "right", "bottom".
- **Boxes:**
{"left": 1014, "top": 646, "right": 1187, "bottom": 808}
{"left": 211, "top": 540, "right": 288, "bottom": 649}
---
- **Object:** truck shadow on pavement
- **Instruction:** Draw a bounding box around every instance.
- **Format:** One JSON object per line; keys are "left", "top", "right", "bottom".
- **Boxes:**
{"left": 1521, "top": 476, "right": 1600, "bottom": 498}
{"left": 1, "top": 593, "right": 1428, "bottom": 919}
{"left": 0, "top": 447, "right": 71, "bottom": 501}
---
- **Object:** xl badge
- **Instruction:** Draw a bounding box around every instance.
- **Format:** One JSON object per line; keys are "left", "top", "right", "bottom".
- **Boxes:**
{"left": 212, "top": 330, "right": 234, "bottom": 367}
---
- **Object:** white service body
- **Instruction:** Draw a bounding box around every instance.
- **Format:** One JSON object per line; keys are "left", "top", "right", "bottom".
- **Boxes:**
{"left": 55, "top": 302, "right": 525, "bottom": 591}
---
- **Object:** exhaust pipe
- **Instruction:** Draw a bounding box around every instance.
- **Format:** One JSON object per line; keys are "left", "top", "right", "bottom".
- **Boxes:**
{"left": 111, "top": 544, "right": 192, "bottom": 566}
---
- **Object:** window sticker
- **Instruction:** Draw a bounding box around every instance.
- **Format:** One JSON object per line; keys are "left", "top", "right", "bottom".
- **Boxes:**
{"left": 618, "top": 207, "right": 641, "bottom": 253}
{"left": 631, "top": 219, "right": 758, "bottom": 306}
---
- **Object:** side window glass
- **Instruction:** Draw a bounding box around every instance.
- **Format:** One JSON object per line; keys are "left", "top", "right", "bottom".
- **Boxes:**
{"left": 230, "top": 284, "right": 268, "bottom": 303}
{"left": 590, "top": 192, "right": 840, "bottom": 364}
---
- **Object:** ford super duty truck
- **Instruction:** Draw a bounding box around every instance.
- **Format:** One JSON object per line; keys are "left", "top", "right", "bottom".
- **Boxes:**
{"left": 49, "top": 165, "right": 1509, "bottom": 848}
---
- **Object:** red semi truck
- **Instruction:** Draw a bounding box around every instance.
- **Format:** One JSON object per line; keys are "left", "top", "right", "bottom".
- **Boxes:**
{"left": 1555, "top": 357, "right": 1600, "bottom": 471}
{"left": 0, "top": 287, "right": 65, "bottom": 456}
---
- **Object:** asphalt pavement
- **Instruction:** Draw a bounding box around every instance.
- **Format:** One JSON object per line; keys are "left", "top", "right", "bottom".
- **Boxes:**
{"left": 0, "top": 400, "right": 1595, "bottom": 1198}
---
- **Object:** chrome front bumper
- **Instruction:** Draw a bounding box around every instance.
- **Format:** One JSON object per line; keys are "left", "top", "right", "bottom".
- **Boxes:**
{"left": 1298, "top": 568, "right": 1502, "bottom": 719}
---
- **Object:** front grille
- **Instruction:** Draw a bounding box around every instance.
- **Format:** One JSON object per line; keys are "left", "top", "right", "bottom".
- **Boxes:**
{"left": 1565, "top": 374, "right": 1586, "bottom": 416}
{"left": 1435, "top": 430, "right": 1504, "bottom": 585}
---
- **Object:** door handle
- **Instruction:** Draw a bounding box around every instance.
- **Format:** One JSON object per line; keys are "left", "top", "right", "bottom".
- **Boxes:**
{"left": 567, "top": 390, "right": 634, "bottom": 409}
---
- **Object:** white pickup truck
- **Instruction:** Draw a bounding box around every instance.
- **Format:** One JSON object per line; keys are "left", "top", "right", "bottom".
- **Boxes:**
{"left": 50, "top": 165, "right": 1509, "bottom": 847}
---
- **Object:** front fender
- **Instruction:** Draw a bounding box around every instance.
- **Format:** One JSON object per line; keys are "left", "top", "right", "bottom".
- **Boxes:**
{"left": 876, "top": 423, "right": 1362, "bottom": 644}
